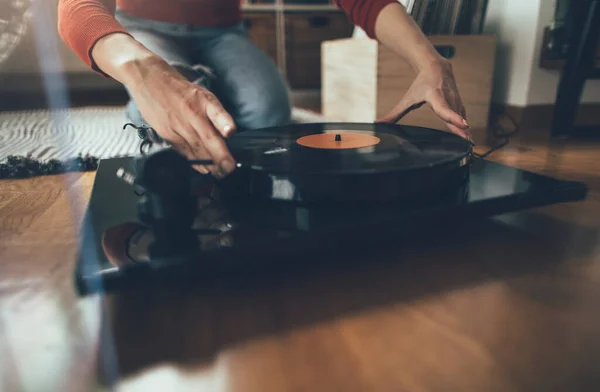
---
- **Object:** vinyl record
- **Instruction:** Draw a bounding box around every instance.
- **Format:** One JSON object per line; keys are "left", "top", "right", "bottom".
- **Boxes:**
{"left": 225, "top": 122, "right": 472, "bottom": 175}
{"left": 219, "top": 123, "right": 473, "bottom": 204}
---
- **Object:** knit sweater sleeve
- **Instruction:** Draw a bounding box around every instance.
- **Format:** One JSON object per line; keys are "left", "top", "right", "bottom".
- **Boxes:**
{"left": 333, "top": 0, "right": 398, "bottom": 38}
{"left": 58, "top": 0, "right": 131, "bottom": 74}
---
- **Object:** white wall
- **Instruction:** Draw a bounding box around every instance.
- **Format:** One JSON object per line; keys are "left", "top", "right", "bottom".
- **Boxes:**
{"left": 483, "top": 0, "right": 542, "bottom": 106}
{"left": 484, "top": 0, "right": 600, "bottom": 106}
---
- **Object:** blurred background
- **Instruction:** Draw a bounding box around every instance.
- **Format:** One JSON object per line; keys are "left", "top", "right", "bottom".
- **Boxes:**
{"left": 1, "top": 1, "right": 597, "bottom": 141}
{"left": 1, "top": 2, "right": 600, "bottom": 392}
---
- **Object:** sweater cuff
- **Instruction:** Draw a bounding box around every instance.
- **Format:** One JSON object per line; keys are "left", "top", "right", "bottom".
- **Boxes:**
{"left": 59, "top": 11, "right": 131, "bottom": 77}
{"left": 334, "top": 0, "right": 398, "bottom": 39}
{"left": 88, "top": 29, "right": 133, "bottom": 77}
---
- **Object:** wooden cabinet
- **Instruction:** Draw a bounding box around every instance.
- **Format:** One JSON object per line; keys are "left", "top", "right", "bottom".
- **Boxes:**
{"left": 242, "top": 12, "right": 278, "bottom": 63}
{"left": 242, "top": 9, "right": 354, "bottom": 89}
{"left": 285, "top": 12, "right": 354, "bottom": 88}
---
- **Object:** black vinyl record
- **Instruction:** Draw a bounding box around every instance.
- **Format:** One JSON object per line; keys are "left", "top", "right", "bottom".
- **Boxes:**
{"left": 226, "top": 122, "right": 472, "bottom": 174}
{"left": 219, "top": 123, "right": 473, "bottom": 204}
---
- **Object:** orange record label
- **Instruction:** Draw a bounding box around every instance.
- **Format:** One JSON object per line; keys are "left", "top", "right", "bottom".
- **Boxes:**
{"left": 296, "top": 131, "right": 381, "bottom": 149}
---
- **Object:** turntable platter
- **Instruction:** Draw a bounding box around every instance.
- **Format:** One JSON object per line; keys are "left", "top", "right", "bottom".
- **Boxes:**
{"left": 225, "top": 122, "right": 472, "bottom": 175}
{"left": 218, "top": 123, "right": 473, "bottom": 204}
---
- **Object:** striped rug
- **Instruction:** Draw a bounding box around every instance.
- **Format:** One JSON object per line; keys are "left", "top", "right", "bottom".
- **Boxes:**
{"left": 0, "top": 105, "right": 328, "bottom": 163}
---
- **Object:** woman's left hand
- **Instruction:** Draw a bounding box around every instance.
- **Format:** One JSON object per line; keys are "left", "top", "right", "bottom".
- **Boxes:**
{"left": 377, "top": 59, "right": 472, "bottom": 143}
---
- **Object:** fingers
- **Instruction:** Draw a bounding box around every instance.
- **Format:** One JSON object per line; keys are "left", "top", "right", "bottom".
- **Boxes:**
{"left": 133, "top": 73, "right": 238, "bottom": 176}
{"left": 190, "top": 141, "right": 217, "bottom": 175}
{"left": 429, "top": 93, "right": 469, "bottom": 130}
{"left": 172, "top": 89, "right": 237, "bottom": 178}
{"left": 204, "top": 94, "right": 236, "bottom": 137}
{"left": 456, "top": 96, "right": 468, "bottom": 128}
{"left": 187, "top": 113, "right": 236, "bottom": 178}
{"left": 427, "top": 93, "right": 473, "bottom": 142}
{"left": 161, "top": 129, "right": 212, "bottom": 173}
{"left": 447, "top": 122, "right": 473, "bottom": 143}
{"left": 452, "top": 100, "right": 472, "bottom": 142}
{"left": 174, "top": 125, "right": 214, "bottom": 174}
{"left": 164, "top": 129, "right": 195, "bottom": 159}
{"left": 376, "top": 98, "right": 424, "bottom": 124}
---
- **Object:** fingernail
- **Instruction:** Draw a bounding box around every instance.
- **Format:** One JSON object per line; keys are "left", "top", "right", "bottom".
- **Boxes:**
{"left": 220, "top": 158, "right": 236, "bottom": 174}
{"left": 193, "top": 164, "right": 209, "bottom": 175}
{"left": 462, "top": 118, "right": 469, "bottom": 127}
{"left": 222, "top": 121, "right": 234, "bottom": 136}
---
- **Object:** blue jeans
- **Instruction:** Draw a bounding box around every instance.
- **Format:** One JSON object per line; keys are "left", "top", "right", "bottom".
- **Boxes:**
{"left": 115, "top": 10, "right": 292, "bottom": 131}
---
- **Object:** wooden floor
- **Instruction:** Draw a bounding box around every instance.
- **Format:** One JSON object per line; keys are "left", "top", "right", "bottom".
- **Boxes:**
{"left": 0, "top": 123, "right": 599, "bottom": 392}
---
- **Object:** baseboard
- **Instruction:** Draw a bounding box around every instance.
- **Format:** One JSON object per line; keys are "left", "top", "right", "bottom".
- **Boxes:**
{"left": 491, "top": 103, "right": 600, "bottom": 131}
{"left": 0, "top": 89, "right": 130, "bottom": 111}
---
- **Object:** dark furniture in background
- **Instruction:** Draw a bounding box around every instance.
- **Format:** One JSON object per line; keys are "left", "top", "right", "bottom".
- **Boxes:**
{"left": 546, "top": 0, "right": 600, "bottom": 138}
{"left": 242, "top": 1, "right": 355, "bottom": 90}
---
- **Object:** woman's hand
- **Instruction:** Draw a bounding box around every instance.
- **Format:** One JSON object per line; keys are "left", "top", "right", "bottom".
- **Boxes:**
{"left": 372, "top": 2, "right": 472, "bottom": 142}
{"left": 92, "top": 33, "right": 237, "bottom": 177}
{"left": 377, "top": 59, "right": 472, "bottom": 142}
{"left": 125, "top": 56, "right": 237, "bottom": 177}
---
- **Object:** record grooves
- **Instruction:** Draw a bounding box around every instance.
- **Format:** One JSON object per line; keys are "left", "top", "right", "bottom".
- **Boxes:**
{"left": 219, "top": 123, "right": 473, "bottom": 204}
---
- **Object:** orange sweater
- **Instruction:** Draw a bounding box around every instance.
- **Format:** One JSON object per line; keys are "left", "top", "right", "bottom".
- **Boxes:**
{"left": 57, "top": 0, "right": 396, "bottom": 72}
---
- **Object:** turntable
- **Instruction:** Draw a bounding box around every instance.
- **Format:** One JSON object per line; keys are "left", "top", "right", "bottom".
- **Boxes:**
{"left": 74, "top": 122, "right": 588, "bottom": 296}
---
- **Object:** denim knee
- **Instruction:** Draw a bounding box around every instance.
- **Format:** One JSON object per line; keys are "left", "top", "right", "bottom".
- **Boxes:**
{"left": 235, "top": 89, "right": 292, "bottom": 130}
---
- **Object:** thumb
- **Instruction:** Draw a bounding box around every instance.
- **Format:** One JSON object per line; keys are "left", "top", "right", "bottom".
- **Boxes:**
{"left": 428, "top": 94, "right": 472, "bottom": 141}
{"left": 204, "top": 93, "right": 237, "bottom": 137}
{"left": 376, "top": 95, "right": 424, "bottom": 124}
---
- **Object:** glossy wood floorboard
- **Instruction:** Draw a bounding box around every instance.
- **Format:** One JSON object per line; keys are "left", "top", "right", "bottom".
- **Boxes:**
{"left": 0, "top": 128, "right": 599, "bottom": 392}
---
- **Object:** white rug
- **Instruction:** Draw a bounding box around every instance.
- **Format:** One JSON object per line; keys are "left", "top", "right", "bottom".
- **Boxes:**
{"left": 0, "top": 105, "right": 328, "bottom": 162}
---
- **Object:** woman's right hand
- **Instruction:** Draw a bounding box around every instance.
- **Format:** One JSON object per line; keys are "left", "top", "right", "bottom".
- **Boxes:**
{"left": 92, "top": 33, "right": 237, "bottom": 178}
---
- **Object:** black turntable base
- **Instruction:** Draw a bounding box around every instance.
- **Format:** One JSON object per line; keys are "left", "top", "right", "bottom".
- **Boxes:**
{"left": 74, "top": 123, "right": 588, "bottom": 296}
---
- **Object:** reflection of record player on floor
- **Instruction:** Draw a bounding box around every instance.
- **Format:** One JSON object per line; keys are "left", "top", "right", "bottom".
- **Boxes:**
{"left": 74, "top": 123, "right": 588, "bottom": 296}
